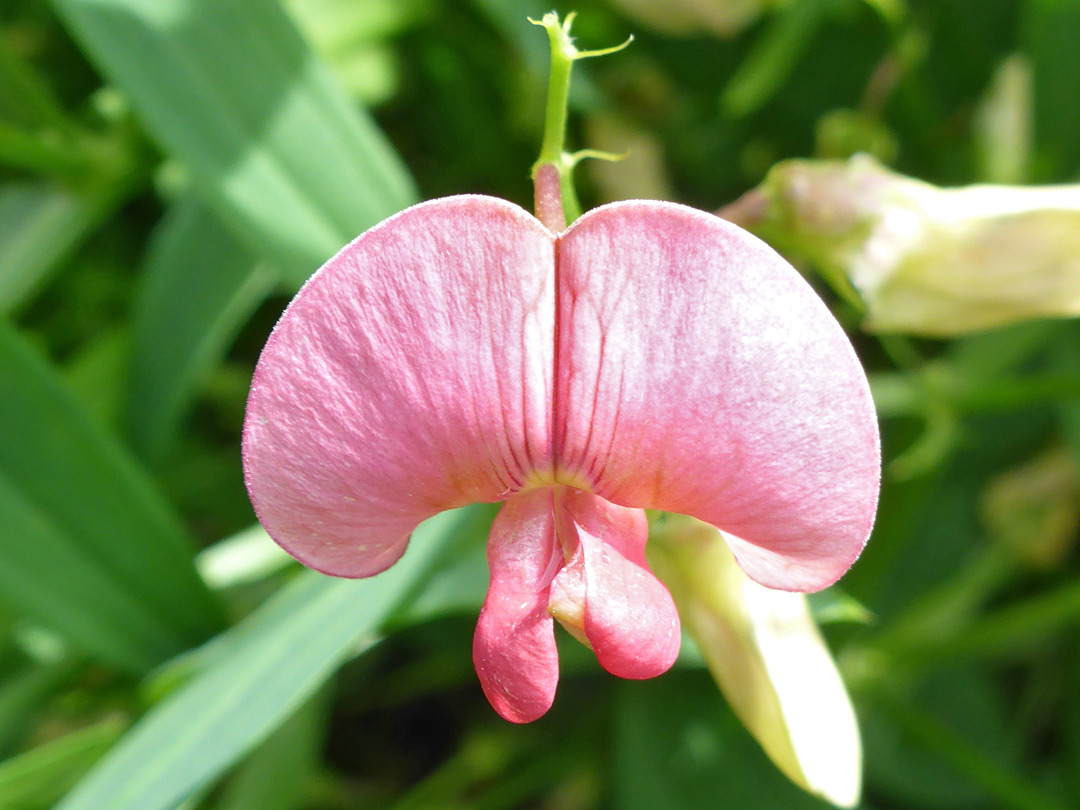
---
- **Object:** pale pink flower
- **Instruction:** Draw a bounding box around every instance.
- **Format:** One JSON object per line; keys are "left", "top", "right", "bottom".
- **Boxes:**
{"left": 243, "top": 195, "right": 880, "bottom": 723}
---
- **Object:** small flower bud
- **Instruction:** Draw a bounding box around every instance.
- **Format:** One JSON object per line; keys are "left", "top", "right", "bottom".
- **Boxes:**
{"left": 649, "top": 515, "right": 861, "bottom": 808}
{"left": 981, "top": 446, "right": 1079, "bottom": 569}
{"left": 722, "top": 155, "right": 1080, "bottom": 336}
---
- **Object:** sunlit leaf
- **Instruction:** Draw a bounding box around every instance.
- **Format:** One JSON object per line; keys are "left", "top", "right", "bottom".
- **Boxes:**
{"left": 51, "top": 0, "right": 418, "bottom": 287}
{"left": 127, "top": 196, "right": 276, "bottom": 463}
{"left": 56, "top": 505, "right": 490, "bottom": 810}
{"left": 0, "top": 323, "right": 222, "bottom": 673}
{"left": 195, "top": 524, "right": 293, "bottom": 591}
{"left": 212, "top": 693, "right": 328, "bottom": 810}
{"left": 0, "top": 183, "right": 100, "bottom": 313}
{"left": 0, "top": 719, "right": 125, "bottom": 810}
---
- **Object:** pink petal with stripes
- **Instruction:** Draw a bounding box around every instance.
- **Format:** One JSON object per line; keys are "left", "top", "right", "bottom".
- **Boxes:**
{"left": 554, "top": 201, "right": 880, "bottom": 591}
{"left": 243, "top": 196, "right": 555, "bottom": 577}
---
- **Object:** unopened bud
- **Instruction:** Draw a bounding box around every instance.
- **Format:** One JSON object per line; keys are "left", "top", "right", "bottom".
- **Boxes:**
{"left": 649, "top": 515, "right": 861, "bottom": 808}
{"left": 981, "top": 446, "right": 1079, "bottom": 569}
{"left": 722, "top": 155, "right": 1080, "bottom": 336}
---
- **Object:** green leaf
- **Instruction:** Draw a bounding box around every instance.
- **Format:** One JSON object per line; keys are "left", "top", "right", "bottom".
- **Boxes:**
{"left": 0, "top": 323, "right": 221, "bottom": 673}
{"left": 194, "top": 524, "right": 294, "bottom": 592}
{"left": 720, "top": 0, "right": 830, "bottom": 119}
{"left": 212, "top": 692, "right": 328, "bottom": 810}
{"left": 612, "top": 672, "right": 830, "bottom": 810}
{"left": 56, "top": 505, "right": 491, "bottom": 810}
{"left": 1023, "top": 0, "right": 1080, "bottom": 178}
{"left": 65, "top": 327, "right": 130, "bottom": 432}
{"left": 391, "top": 517, "right": 490, "bottom": 626}
{"left": 807, "top": 589, "right": 874, "bottom": 626}
{"left": 127, "top": 196, "right": 276, "bottom": 462}
{"left": 50, "top": 0, "right": 418, "bottom": 287}
{"left": 0, "top": 183, "right": 101, "bottom": 313}
{"left": 0, "top": 659, "right": 80, "bottom": 755}
{"left": 0, "top": 719, "right": 125, "bottom": 810}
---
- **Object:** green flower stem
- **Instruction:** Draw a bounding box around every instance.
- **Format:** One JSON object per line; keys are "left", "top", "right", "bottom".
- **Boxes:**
{"left": 870, "top": 368, "right": 1080, "bottom": 419}
{"left": 0, "top": 120, "right": 97, "bottom": 180}
{"left": 864, "top": 546, "right": 1015, "bottom": 662}
{"left": 529, "top": 12, "right": 630, "bottom": 231}
{"left": 880, "top": 576, "right": 1080, "bottom": 669}
{"left": 0, "top": 34, "right": 77, "bottom": 136}
{"left": 533, "top": 14, "right": 575, "bottom": 175}
{"left": 873, "top": 691, "right": 1069, "bottom": 810}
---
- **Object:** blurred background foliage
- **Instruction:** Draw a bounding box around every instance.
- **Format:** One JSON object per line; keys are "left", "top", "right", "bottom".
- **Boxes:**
{"left": 1, "top": 0, "right": 1080, "bottom": 808}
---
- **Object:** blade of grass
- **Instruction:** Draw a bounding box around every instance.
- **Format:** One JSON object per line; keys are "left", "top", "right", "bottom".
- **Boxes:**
{"left": 0, "top": 323, "right": 222, "bottom": 672}
{"left": 56, "top": 505, "right": 491, "bottom": 810}
{"left": 51, "top": 0, "right": 417, "bottom": 288}
{"left": 0, "top": 181, "right": 133, "bottom": 314}
{"left": 0, "top": 719, "right": 125, "bottom": 810}
{"left": 212, "top": 691, "right": 329, "bottom": 810}
{"left": 127, "top": 195, "right": 276, "bottom": 463}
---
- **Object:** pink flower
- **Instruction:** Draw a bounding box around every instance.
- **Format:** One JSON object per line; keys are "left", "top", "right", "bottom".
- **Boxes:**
{"left": 242, "top": 195, "right": 880, "bottom": 723}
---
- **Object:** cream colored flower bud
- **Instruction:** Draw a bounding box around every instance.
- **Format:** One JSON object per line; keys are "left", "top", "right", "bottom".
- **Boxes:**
{"left": 722, "top": 155, "right": 1080, "bottom": 336}
{"left": 981, "top": 446, "right": 1079, "bottom": 569}
{"left": 606, "top": 0, "right": 775, "bottom": 37}
{"left": 648, "top": 514, "right": 862, "bottom": 808}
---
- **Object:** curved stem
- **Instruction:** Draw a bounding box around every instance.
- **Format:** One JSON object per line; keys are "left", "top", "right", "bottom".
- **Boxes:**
{"left": 529, "top": 13, "right": 631, "bottom": 231}
{"left": 533, "top": 15, "right": 575, "bottom": 175}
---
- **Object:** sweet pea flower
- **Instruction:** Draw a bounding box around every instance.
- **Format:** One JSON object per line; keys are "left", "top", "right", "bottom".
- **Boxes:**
{"left": 242, "top": 194, "right": 880, "bottom": 723}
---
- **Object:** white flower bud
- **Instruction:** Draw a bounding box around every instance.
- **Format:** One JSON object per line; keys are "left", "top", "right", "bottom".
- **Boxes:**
{"left": 723, "top": 155, "right": 1080, "bottom": 336}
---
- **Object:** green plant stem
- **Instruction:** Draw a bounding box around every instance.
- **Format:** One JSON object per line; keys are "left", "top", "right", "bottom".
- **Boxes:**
{"left": 0, "top": 34, "right": 76, "bottom": 135}
{"left": 533, "top": 20, "right": 573, "bottom": 173}
{"left": 529, "top": 13, "right": 630, "bottom": 230}
{"left": 900, "top": 577, "right": 1080, "bottom": 667}
{"left": 874, "top": 692, "right": 1068, "bottom": 810}
{"left": 871, "top": 368, "right": 1080, "bottom": 419}
{"left": 0, "top": 120, "right": 97, "bottom": 179}
{"left": 530, "top": 14, "right": 578, "bottom": 230}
